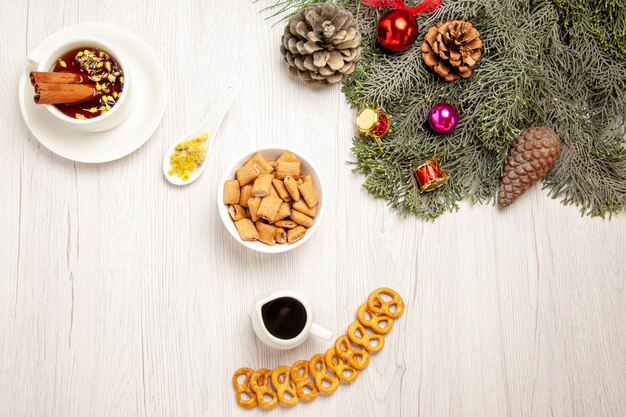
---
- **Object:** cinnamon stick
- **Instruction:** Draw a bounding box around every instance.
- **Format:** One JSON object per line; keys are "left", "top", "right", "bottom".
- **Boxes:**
{"left": 34, "top": 83, "right": 99, "bottom": 105}
{"left": 30, "top": 71, "right": 85, "bottom": 86}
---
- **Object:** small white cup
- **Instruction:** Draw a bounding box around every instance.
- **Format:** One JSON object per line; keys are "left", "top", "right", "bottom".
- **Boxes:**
{"left": 27, "top": 36, "right": 134, "bottom": 133}
{"left": 248, "top": 286, "right": 333, "bottom": 350}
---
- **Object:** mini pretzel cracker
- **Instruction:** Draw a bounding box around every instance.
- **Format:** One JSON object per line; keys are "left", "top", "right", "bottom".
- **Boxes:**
{"left": 356, "top": 303, "right": 393, "bottom": 335}
{"left": 236, "top": 159, "right": 260, "bottom": 186}
{"left": 292, "top": 199, "right": 317, "bottom": 217}
{"left": 239, "top": 185, "right": 253, "bottom": 208}
{"left": 256, "top": 222, "right": 277, "bottom": 246}
{"left": 287, "top": 226, "right": 307, "bottom": 243}
{"left": 272, "top": 179, "right": 291, "bottom": 202}
{"left": 252, "top": 152, "right": 274, "bottom": 174}
{"left": 223, "top": 180, "right": 240, "bottom": 205}
{"left": 275, "top": 228, "right": 287, "bottom": 244}
{"left": 248, "top": 197, "right": 262, "bottom": 222}
{"left": 275, "top": 161, "right": 302, "bottom": 180}
{"left": 347, "top": 320, "right": 385, "bottom": 353}
{"left": 232, "top": 367, "right": 257, "bottom": 409}
{"left": 228, "top": 205, "right": 246, "bottom": 222}
{"left": 298, "top": 179, "right": 318, "bottom": 208}
{"left": 290, "top": 210, "right": 314, "bottom": 228}
{"left": 284, "top": 176, "right": 300, "bottom": 201}
{"left": 257, "top": 195, "right": 282, "bottom": 222}
{"left": 367, "top": 287, "right": 405, "bottom": 319}
{"left": 252, "top": 173, "right": 273, "bottom": 197}
{"left": 334, "top": 335, "right": 371, "bottom": 370}
{"left": 271, "top": 366, "right": 299, "bottom": 407}
{"left": 234, "top": 218, "right": 259, "bottom": 241}
{"left": 289, "top": 360, "right": 319, "bottom": 402}
{"left": 232, "top": 288, "right": 406, "bottom": 409}
{"left": 309, "top": 354, "right": 340, "bottom": 395}
{"left": 250, "top": 368, "right": 279, "bottom": 410}
{"left": 324, "top": 348, "right": 359, "bottom": 383}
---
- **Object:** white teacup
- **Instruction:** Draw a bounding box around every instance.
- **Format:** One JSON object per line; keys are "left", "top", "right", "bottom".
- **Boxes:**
{"left": 27, "top": 36, "right": 133, "bottom": 133}
{"left": 248, "top": 286, "right": 333, "bottom": 350}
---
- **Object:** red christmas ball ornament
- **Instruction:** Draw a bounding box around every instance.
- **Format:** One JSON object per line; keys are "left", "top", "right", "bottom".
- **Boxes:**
{"left": 376, "top": 9, "right": 419, "bottom": 53}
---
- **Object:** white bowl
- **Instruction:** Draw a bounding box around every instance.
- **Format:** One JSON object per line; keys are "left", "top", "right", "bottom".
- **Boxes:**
{"left": 218, "top": 147, "right": 325, "bottom": 254}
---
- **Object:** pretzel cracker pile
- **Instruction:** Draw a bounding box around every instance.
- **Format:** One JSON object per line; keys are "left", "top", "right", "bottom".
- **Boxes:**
{"left": 232, "top": 287, "right": 405, "bottom": 409}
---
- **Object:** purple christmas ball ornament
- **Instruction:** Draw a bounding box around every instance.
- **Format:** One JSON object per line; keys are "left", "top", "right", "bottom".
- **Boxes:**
{"left": 428, "top": 103, "right": 459, "bottom": 134}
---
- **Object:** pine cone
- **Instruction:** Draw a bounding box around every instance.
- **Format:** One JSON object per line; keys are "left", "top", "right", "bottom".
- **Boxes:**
{"left": 498, "top": 127, "right": 561, "bottom": 208}
{"left": 421, "top": 20, "right": 483, "bottom": 82}
{"left": 280, "top": 3, "right": 362, "bottom": 87}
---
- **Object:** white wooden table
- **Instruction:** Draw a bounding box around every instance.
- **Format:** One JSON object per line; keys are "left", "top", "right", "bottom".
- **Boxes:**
{"left": 1, "top": 1, "right": 625, "bottom": 416}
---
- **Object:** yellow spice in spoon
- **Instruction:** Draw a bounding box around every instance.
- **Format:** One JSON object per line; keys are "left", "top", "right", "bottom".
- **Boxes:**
{"left": 168, "top": 132, "right": 209, "bottom": 181}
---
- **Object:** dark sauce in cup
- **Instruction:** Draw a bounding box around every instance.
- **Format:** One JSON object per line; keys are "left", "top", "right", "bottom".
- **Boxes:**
{"left": 52, "top": 47, "right": 124, "bottom": 119}
{"left": 261, "top": 297, "right": 307, "bottom": 340}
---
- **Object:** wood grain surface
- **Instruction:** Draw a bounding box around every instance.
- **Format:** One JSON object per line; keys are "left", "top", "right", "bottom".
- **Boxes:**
{"left": 1, "top": 1, "right": 625, "bottom": 416}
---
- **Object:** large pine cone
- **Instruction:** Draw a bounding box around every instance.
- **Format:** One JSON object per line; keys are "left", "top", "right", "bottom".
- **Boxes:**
{"left": 498, "top": 127, "right": 561, "bottom": 208}
{"left": 280, "top": 3, "right": 362, "bottom": 87}
{"left": 421, "top": 20, "right": 483, "bottom": 82}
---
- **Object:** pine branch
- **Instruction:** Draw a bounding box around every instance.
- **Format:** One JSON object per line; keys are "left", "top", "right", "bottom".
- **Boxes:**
{"left": 269, "top": 0, "right": 626, "bottom": 219}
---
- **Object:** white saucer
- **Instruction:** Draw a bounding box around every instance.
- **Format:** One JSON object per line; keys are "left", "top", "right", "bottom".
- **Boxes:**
{"left": 18, "top": 23, "right": 167, "bottom": 163}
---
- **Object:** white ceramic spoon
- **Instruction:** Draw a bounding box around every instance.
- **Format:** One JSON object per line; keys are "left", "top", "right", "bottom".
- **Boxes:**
{"left": 163, "top": 78, "right": 242, "bottom": 185}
